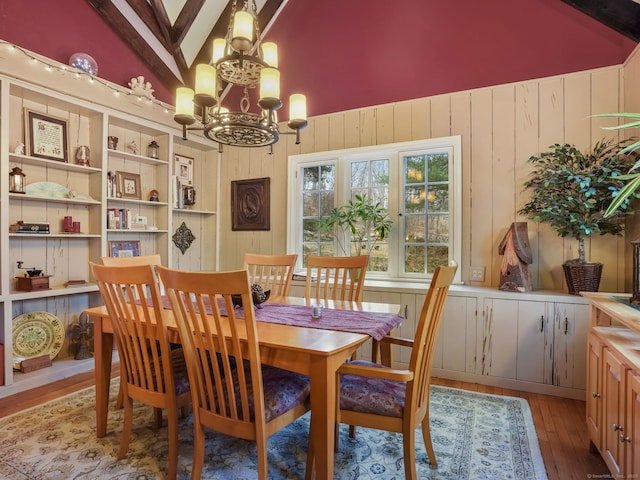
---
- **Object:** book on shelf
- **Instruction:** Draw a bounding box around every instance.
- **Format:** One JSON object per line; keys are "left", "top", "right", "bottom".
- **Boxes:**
{"left": 65, "top": 279, "right": 89, "bottom": 288}
{"left": 10, "top": 221, "right": 50, "bottom": 233}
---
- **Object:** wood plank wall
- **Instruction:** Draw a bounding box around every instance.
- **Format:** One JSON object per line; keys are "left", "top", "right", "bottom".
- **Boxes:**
{"left": 218, "top": 60, "right": 640, "bottom": 293}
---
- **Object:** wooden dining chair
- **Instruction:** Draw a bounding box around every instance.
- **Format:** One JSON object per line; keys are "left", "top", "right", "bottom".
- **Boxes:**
{"left": 89, "top": 262, "right": 190, "bottom": 480}
{"left": 243, "top": 253, "right": 298, "bottom": 297}
{"left": 325, "top": 261, "right": 458, "bottom": 480}
{"left": 100, "top": 253, "right": 164, "bottom": 410}
{"left": 156, "top": 266, "right": 312, "bottom": 480}
{"left": 304, "top": 255, "right": 368, "bottom": 302}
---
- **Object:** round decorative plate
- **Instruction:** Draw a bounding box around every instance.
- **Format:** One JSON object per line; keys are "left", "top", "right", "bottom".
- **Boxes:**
{"left": 12, "top": 311, "right": 64, "bottom": 362}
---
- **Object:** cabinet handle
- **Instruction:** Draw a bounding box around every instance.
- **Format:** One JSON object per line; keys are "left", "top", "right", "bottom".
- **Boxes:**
{"left": 613, "top": 423, "right": 624, "bottom": 432}
{"left": 404, "top": 304, "right": 408, "bottom": 319}
{"left": 564, "top": 317, "right": 568, "bottom": 335}
{"left": 591, "top": 392, "right": 601, "bottom": 399}
{"left": 540, "top": 315, "right": 544, "bottom": 332}
{"left": 620, "top": 433, "right": 631, "bottom": 443}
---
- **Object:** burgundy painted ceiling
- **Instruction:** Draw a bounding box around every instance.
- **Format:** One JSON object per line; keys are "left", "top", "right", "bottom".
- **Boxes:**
{"left": 0, "top": 0, "right": 636, "bottom": 118}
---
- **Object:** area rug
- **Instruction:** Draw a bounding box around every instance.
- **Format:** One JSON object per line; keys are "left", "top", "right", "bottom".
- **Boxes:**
{"left": 0, "top": 381, "right": 547, "bottom": 479}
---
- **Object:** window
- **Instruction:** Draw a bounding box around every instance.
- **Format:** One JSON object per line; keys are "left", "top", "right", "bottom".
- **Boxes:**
{"left": 287, "top": 136, "right": 462, "bottom": 282}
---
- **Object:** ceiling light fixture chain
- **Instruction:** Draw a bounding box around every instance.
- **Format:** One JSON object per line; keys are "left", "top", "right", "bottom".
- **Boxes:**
{"left": 173, "top": 0, "right": 307, "bottom": 152}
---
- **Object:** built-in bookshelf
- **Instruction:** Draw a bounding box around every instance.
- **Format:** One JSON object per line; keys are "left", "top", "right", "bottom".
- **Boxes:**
{"left": 0, "top": 64, "right": 219, "bottom": 397}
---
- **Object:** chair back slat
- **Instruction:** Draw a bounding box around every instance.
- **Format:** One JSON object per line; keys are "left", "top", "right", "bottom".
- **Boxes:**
{"left": 243, "top": 253, "right": 298, "bottom": 297}
{"left": 408, "top": 262, "right": 458, "bottom": 413}
{"left": 305, "top": 255, "right": 368, "bottom": 302}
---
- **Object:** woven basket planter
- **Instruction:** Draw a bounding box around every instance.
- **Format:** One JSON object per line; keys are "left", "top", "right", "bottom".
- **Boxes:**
{"left": 562, "top": 261, "right": 603, "bottom": 295}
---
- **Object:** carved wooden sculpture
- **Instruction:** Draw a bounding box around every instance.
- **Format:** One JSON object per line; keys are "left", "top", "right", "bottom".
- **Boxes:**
{"left": 498, "top": 222, "right": 533, "bottom": 292}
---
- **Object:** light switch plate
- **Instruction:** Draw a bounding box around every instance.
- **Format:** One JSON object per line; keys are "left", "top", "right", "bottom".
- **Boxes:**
{"left": 470, "top": 266, "right": 485, "bottom": 282}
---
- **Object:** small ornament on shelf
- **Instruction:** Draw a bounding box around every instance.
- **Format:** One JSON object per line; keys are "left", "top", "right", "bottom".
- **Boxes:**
{"left": 13, "top": 141, "right": 25, "bottom": 155}
{"left": 128, "top": 75, "right": 155, "bottom": 99}
{"left": 148, "top": 140, "right": 159, "bottom": 159}
{"left": 9, "top": 166, "right": 26, "bottom": 193}
{"left": 127, "top": 140, "right": 139, "bottom": 155}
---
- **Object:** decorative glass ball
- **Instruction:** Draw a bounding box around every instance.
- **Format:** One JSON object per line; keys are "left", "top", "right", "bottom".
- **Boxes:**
{"left": 69, "top": 53, "right": 98, "bottom": 75}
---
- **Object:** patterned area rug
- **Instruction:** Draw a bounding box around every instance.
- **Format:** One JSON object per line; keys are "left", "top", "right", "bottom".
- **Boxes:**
{"left": 0, "top": 382, "right": 547, "bottom": 479}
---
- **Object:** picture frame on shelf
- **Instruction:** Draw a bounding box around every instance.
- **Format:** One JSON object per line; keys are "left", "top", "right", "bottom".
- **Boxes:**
{"left": 117, "top": 171, "right": 141, "bottom": 199}
{"left": 175, "top": 154, "right": 194, "bottom": 186}
{"left": 25, "top": 110, "right": 69, "bottom": 162}
{"left": 108, "top": 240, "right": 141, "bottom": 257}
{"left": 231, "top": 177, "right": 270, "bottom": 231}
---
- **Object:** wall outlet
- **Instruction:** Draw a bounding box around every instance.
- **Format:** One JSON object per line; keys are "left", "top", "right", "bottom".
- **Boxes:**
{"left": 470, "top": 266, "right": 485, "bottom": 282}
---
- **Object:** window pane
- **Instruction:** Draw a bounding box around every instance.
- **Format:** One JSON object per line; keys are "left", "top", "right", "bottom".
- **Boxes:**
{"left": 405, "top": 215, "right": 425, "bottom": 243}
{"left": 405, "top": 186, "right": 426, "bottom": 213}
{"left": 302, "top": 164, "right": 336, "bottom": 258}
{"left": 371, "top": 160, "right": 389, "bottom": 185}
{"left": 427, "top": 214, "right": 449, "bottom": 243}
{"left": 351, "top": 161, "right": 367, "bottom": 188}
{"left": 427, "top": 154, "right": 449, "bottom": 182}
{"left": 369, "top": 243, "right": 388, "bottom": 272}
{"left": 302, "top": 191, "right": 318, "bottom": 216}
{"left": 402, "top": 149, "right": 450, "bottom": 276}
{"left": 427, "top": 245, "right": 449, "bottom": 272}
{"left": 405, "top": 245, "right": 425, "bottom": 273}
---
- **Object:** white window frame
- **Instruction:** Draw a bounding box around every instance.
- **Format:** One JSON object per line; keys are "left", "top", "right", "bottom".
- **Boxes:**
{"left": 287, "top": 136, "right": 462, "bottom": 283}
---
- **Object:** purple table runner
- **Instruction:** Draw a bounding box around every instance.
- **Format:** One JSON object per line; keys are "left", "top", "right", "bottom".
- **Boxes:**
{"left": 158, "top": 296, "right": 402, "bottom": 341}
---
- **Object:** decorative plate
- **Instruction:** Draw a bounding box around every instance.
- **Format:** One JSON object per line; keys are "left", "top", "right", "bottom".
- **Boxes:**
{"left": 12, "top": 311, "right": 64, "bottom": 365}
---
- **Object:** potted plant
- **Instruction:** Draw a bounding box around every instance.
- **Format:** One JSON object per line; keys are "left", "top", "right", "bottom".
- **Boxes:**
{"left": 319, "top": 193, "right": 393, "bottom": 259}
{"left": 518, "top": 138, "right": 640, "bottom": 294}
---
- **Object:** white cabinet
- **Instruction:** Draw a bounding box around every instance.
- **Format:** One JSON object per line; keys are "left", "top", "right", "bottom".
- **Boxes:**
{"left": 481, "top": 296, "right": 588, "bottom": 397}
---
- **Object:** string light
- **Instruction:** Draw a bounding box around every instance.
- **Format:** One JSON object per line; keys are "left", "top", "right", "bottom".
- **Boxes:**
{"left": 0, "top": 40, "right": 173, "bottom": 113}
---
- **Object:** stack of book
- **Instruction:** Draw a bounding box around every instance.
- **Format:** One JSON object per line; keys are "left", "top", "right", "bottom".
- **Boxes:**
{"left": 10, "top": 222, "right": 50, "bottom": 234}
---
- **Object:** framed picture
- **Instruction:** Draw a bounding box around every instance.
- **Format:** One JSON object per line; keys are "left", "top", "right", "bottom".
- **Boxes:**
{"left": 25, "top": 110, "right": 69, "bottom": 162}
{"left": 175, "top": 154, "right": 194, "bottom": 186}
{"left": 108, "top": 241, "right": 141, "bottom": 257}
{"left": 117, "top": 171, "right": 141, "bottom": 199}
{"left": 231, "top": 177, "right": 270, "bottom": 231}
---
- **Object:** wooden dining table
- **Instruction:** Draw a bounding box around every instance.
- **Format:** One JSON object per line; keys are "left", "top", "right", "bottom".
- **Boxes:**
{"left": 83, "top": 295, "right": 402, "bottom": 480}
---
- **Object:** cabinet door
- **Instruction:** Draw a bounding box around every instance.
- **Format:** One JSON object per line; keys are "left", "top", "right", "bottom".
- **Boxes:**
{"left": 438, "top": 295, "right": 477, "bottom": 374}
{"left": 586, "top": 333, "right": 604, "bottom": 452}
{"left": 516, "top": 300, "right": 549, "bottom": 383}
{"left": 602, "top": 348, "right": 628, "bottom": 476}
{"left": 552, "top": 302, "right": 589, "bottom": 389}
{"left": 625, "top": 371, "right": 640, "bottom": 476}
{"left": 482, "top": 298, "right": 518, "bottom": 379}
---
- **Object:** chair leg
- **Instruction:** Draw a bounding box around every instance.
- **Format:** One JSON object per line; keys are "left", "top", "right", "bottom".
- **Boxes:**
{"left": 191, "top": 422, "right": 206, "bottom": 480}
{"left": 166, "top": 407, "right": 179, "bottom": 480}
{"left": 421, "top": 415, "right": 438, "bottom": 468}
{"left": 305, "top": 432, "right": 315, "bottom": 480}
{"left": 348, "top": 425, "right": 356, "bottom": 438}
{"left": 118, "top": 397, "right": 134, "bottom": 460}
{"left": 256, "top": 436, "right": 268, "bottom": 480}
{"left": 403, "top": 426, "right": 418, "bottom": 480}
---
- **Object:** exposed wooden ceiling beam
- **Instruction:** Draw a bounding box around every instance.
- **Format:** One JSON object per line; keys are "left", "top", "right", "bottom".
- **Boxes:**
{"left": 88, "top": 0, "right": 182, "bottom": 90}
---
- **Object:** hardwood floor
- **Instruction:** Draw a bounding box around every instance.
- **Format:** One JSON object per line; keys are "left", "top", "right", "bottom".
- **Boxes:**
{"left": 0, "top": 373, "right": 609, "bottom": 480}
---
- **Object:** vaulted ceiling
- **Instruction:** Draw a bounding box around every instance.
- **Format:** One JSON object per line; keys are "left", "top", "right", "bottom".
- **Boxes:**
{"left": 86, "top": 0, "right": 640, "bottom": 110}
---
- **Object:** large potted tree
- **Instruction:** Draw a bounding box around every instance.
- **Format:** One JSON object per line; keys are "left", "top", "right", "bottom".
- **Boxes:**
{"left": 518, "top": 139, "right": 640, "bottom": 294}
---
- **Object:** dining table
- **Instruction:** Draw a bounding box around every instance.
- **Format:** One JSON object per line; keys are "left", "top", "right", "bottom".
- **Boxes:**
{"left": 83, "top": 295, "right": 402, "bottom": 480}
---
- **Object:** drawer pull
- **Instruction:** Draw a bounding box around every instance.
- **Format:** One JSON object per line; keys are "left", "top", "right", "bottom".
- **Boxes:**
{"left": 591, "top": 392, "right": 601, "bottom": 399}
{"left": 613, "top": 423, "right": 624, "bottom": 432}
{"left": 540, "top": 315, "right": 544, "bottom": 332}
{"left": 620, "top": 433, "right": 631, "bottom": 443}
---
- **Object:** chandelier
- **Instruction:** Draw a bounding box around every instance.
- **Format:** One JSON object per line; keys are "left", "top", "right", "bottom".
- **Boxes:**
{"left": 173, "top": 0, "right": 308, "bottom": 151}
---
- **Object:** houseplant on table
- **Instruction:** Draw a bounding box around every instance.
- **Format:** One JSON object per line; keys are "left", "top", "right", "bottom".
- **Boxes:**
{"left": 518, "top": 138, "right": 640, "bottom": 294}
{"left": 319, "top": 194, "right": 393, "bottom": 270}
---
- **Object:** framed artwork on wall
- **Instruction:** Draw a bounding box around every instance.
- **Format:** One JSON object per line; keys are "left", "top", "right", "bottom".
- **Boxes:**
{"left": 231, "top": 177, "right": 270, "bottom": 231}
{"left": 117, "top": 171, "right": 141, "bottom": 199}
{"left": 175, "top": 154, "right": 194, "bottom": 186}
{"left": 108, "top": 240, "right": 141, "bottom": 257}
{"left": 25, "top": 110, "right": 69, "bottom": 162}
